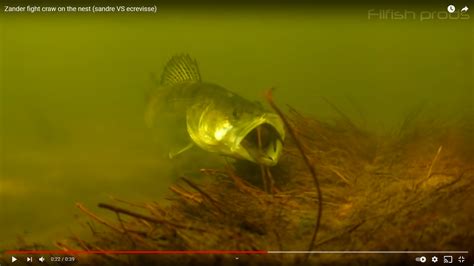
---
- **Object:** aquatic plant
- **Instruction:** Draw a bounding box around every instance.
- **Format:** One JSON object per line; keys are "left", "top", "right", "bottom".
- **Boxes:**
{"left": 4, "top": 95, "right": 472, "bottom": 266}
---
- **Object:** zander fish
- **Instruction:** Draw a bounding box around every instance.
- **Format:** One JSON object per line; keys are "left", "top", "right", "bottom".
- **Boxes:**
{"left": 145, "top": 55, "right": 285, "bottom": 166}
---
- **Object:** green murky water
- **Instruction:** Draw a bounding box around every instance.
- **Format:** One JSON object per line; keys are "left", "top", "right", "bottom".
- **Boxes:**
{"left": 0, "top": 6, "right": 472, "bottom": 247}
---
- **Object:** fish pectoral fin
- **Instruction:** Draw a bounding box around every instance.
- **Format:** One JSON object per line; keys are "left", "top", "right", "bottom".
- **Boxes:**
{"left": 168, "top": 142, "right": 195, "bottom": 159}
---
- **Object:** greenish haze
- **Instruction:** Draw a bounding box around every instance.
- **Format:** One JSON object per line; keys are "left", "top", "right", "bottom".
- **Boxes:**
{"left": 0, "top": 7, "right": 472, "bottom": 247}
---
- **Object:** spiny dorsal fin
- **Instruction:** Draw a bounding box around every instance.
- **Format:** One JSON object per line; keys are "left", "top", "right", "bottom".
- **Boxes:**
{"left": 160, "top": 54, "right": 201, "bottom": 85}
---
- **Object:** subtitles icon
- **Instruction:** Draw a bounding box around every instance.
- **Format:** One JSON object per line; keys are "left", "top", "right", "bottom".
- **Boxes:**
{"left": 443, "top": 255, "right": 453, "bottom": 263}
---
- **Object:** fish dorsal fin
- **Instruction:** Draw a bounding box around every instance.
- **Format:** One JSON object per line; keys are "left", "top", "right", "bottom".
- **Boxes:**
{"left": 160, "top": 54, "right": 201, "bottom": 85}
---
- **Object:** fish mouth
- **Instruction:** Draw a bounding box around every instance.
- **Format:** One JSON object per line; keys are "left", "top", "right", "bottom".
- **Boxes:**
{"left": 234, "top": 114, "right": 285, "bottom": 166}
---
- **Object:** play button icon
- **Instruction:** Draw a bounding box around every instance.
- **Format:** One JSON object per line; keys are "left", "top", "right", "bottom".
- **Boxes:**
{"left": 11, "top": 256, "right": 17, "bottom": 263}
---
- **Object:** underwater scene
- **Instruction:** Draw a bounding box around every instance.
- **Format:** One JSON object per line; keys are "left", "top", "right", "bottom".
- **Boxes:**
{"left": 1, "top": 4, "right": 473, "bottom": 265}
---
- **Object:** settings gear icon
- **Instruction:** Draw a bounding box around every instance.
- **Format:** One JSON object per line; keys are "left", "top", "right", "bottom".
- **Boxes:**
{"left": 432, "top": 256, "right": 438, "bottom": 263}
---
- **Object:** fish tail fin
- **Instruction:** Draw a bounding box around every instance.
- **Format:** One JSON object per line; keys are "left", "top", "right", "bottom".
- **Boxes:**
{"left": 145, "top": 95, "right": 159, "bottom": 128}
{"left": 160, "top": 54, "right": 201, "bottom": 85}
{"left": 144, "top": 72, "right": 163, "bottom": 128}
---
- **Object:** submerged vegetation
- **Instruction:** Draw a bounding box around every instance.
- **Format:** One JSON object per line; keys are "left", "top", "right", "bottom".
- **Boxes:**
{"left": 2, "top": 95, "right": 472, "bottom": 266}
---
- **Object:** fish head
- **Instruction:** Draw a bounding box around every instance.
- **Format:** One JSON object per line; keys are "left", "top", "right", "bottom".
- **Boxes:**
{"left": 187, "top": 102, "right": 286, "bottom": 166}
{"left": 230, "top": 112, "right": 286, "bottom": 166}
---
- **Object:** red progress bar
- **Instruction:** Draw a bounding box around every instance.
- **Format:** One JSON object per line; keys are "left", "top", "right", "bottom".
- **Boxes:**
{"left": 5, "top": 250, "right": 268, "bottom": 255}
